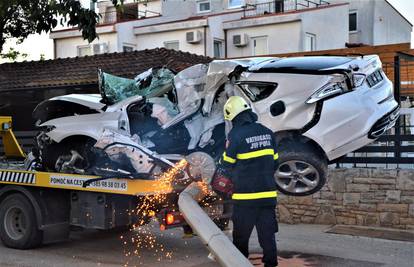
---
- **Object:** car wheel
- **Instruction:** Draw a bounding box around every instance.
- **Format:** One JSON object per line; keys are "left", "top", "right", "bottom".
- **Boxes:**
{"left": 0, "top": 194, "right": 43, "bottom": 249}
{"left": 275, "top": 141, "right": 327, "bottom": 196}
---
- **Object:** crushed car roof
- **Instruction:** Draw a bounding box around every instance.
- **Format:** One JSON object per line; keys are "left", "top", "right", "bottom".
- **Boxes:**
{"left": 249, "top": 56, "right": 354, "bottom": 73}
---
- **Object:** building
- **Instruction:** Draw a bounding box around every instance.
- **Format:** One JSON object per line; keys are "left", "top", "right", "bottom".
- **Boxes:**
{"left": 50, "top": 0, "right": 412, "bottom": 59}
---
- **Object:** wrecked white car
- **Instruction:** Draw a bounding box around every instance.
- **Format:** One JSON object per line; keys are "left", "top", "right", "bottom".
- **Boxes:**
{"left": 31, "top": 56, "right": 399, "bottom": 196}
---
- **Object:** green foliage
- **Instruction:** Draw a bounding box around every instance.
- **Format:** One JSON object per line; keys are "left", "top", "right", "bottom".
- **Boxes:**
{"left": 0, "top": 0, "right": 112, "bottom": 53}
{"left": 0, "top": 47, "right": 27, "bottom": 60}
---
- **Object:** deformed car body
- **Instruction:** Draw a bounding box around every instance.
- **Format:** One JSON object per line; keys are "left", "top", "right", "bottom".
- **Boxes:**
{"left": 31, "top": 55, "right": 400, "bottom": 196}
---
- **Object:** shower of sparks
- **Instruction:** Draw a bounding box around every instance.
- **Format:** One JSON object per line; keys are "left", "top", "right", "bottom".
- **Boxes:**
{"left": 122, "top": 159, "right": 189, "bottom": 266}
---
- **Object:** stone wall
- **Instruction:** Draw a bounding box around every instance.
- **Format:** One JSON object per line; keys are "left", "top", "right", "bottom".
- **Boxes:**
{"left": 277, "top": 168, "right": 414, "bottom": 230}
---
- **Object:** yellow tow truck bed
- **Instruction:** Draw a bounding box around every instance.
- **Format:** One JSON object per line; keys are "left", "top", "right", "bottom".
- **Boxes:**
{"left": 0, "top": 169, "right": 173, "bottom": 196}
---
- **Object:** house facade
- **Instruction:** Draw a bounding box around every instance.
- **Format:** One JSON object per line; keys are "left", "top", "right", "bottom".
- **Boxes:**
{"left": 50, "top": 0, "right": 412, "bottom": 59}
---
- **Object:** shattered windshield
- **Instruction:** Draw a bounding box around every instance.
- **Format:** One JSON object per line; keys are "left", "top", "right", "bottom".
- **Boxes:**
{"left": 99, "top": 68, "right": 175, "bottom": 104}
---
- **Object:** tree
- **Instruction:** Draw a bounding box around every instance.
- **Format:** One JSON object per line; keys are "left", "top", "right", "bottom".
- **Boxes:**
{"left": 0, "top": 0, "right": 124, "bottom": 54}
{"left": 0, "top": 47, "right": 27, "bottom": 60}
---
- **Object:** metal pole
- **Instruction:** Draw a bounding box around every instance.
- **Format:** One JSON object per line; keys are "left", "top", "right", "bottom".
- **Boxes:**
{"left": 393, "top": 55, "right": 401, "bottom": 161}
{"left": 178, "top": 183, "right": 253, "bottom": 267}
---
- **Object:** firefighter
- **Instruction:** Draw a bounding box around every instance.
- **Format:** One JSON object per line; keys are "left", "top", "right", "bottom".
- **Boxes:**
{"left": 220, "top": 96, "right": 279, "bottom": 267}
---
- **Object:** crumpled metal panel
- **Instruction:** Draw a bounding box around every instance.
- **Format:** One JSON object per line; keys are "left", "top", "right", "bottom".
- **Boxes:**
{"left": 95, "top": 129, "right": 154, "bottom": 174}
{"left": 174, "top": 64, "right": 208, "bottom": 113}
{"left": 148, "top": 96, "right": 179, "bottom": 126}
{"left": 202, "top": 58, "right": 273, "bottom": 116}
{"left": 184, "top": 91, "right": 226, "bottom": 150}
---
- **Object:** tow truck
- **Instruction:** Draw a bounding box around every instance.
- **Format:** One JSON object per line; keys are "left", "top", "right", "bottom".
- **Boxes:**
{"left": 0, "top": 116, "right": 228, "bottom": 249}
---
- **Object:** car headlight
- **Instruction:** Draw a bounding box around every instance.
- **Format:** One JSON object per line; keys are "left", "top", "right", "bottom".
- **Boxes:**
{"left": 306, "top": 81, "right": 348, "bottom": 104}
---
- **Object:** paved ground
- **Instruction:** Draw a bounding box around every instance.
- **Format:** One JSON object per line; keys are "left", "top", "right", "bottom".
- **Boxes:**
{"left": 0, "top": 223, "right": 412, "bottom": 267}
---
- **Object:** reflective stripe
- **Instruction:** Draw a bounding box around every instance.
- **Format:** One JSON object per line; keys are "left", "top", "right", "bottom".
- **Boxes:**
{"left": 232, "top": 191, "right": 278, "bottom": 200}
{"left": 236, "top": 149, "right": 275, "bottom": 160}
{"left": 274, "top": 153, "right": 279, "bottom": 160}
{"left": 222, "top": 152, "right": 236, "bottom": 164}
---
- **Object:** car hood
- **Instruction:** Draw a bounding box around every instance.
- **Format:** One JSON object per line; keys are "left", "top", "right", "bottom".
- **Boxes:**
{"left": 46, "top": 94, "right": 106, "bottom": 110}
{"left": 33, "top": 94, "right": 106, "bottom": 126}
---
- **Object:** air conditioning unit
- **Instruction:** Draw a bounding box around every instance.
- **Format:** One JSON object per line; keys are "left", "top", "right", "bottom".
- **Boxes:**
{"left": 186, "top": 30, "right": 202, "bottom": 44}
{"left": 233, "top": 34, "right": 249, "bottom": 47}
{"left": 93, "top": 43, "right": 109, "bottom": 55}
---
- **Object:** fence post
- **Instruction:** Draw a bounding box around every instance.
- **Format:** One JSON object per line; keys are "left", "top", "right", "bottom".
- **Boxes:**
{"left": 393, "top": 55, "right": 401, "bottom": 162}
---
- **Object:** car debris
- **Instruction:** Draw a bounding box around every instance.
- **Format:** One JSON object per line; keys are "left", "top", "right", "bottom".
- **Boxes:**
{"left": 30, "top": 55, "right": 400, "bottom": 196}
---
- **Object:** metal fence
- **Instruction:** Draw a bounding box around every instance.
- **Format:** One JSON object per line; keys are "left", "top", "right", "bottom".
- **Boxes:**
{"left": 243, "top": 0, "right": 330, "bottom": 17}
{"left": 337, "top": 53, "right": 414, "bottom": 169}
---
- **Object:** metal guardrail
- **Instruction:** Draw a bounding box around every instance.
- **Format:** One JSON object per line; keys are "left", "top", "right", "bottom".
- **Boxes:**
{"left": 243, "top": 0, "right": 330, "bottom": 17}
{"left": 98, "top": 9, "right": 160, "bottom": 25}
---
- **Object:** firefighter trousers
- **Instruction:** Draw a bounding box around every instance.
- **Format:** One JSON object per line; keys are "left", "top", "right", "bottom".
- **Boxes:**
{"left": 232, "top": 204, "right": 278, "bottom": 267}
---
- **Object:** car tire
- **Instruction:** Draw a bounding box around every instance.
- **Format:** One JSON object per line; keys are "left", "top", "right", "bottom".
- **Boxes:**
{"left": 275, "top": 140, "right": 327, "bottom": 196}
{"left": 0, "top": 194, "right": 43, "bottom": 249}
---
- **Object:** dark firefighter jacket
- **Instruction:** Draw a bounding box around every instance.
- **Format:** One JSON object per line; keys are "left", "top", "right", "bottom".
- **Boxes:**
{"left": 220, "top": 110, "right": 279, "bottom": 207}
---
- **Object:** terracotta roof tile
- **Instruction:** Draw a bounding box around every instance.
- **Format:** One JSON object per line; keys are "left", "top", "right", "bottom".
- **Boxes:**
{"left": 0, "top": 48, "right": 212, "bottom": 91}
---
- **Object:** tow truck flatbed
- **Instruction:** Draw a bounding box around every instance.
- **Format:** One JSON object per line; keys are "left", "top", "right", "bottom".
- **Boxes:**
{"left": 0, "top": 117, "right": 228, "bottom": 250}
{"left": 0, "top": 164, "right": 182, "bottom": 249}
{"left": 0, "top": 168, "right": 173, "bottom": 196}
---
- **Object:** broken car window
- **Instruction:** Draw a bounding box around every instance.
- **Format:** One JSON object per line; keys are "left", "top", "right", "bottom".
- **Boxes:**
{"left": 236, "top": 81, "right": 278, "bottom": 102}
{"left": 99, "top": 68, "right": 175, "bottom": 104}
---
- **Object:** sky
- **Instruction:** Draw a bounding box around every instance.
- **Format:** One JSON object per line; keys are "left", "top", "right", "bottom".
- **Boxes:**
{"left": 1, "top": 0, "right": 414, "bottom": 63}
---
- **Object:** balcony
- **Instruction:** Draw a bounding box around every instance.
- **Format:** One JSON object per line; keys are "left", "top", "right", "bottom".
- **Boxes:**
{"left": 242, "top": 0, "right": 330, "bottom": 18}
{"left": 99, "top": 9, "right": 161, "bottom": 25}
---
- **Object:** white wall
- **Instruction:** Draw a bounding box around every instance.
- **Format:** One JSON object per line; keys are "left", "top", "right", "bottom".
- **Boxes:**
{"left": 116, "top": 22, "right": 137, "bottom": 51}
{"left": 226, "top": 21, "right": 302, "bottom": 57}
{"left": 330, "top": 0, "right": 375, "bottom": 45}
{"left": 301, "top": 4, "right": 348, "bottom": 51}
{"left": 136, "top": 28, "right": 206, "bottom": 56}
{"left": 373, "top": 0, "right": 412, "bottom": 45}
{"left": 224, "top": 4, "right": 348, "bottom": 57}
{"left": 54, "top": 33, "right": 118, "bottom": 58}
{"left": 206, "top": 11, "right": 243, "bottom": 57}
{"left": 329, "top": 0, "right": 412, "bottom": 45}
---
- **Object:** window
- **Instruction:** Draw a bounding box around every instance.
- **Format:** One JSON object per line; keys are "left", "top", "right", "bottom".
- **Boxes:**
{"left": 252, "top": 36, "right": 268, "bottom": 56}
{"left": 228, "top": 0, "right": 244, "bottom": 8}
{"left": 164, "top": 41, "right": 179, "bottom": 51}
{"left": 213, "top": 40, "right": 223, "bottom": 58}
{"left": 304, "top": 33, "right": 316, "bottom": 51}
{"left": 123, "top": 45, "right": 135, "bottom": 52}
{"left": 237, "top": 81, "right": 278, "bottom": 102}
{"left": 77, "top": 45, "right": 92, "bottom": 57}
{"left": 197, "top": 0, "right": 211, "bottom": 13}
{"left": 93, "top": 43, "right": 109, "bottom": 54}
{"left": 349, "top": 11, "right": 357, "bottom": 32}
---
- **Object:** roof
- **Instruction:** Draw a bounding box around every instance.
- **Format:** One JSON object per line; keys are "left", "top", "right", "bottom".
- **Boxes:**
{"left": 385, "top": 0, "right": 413, "bottom": 27}
{"left": 0, "top": 48, "right": 212, "bottom": 92}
